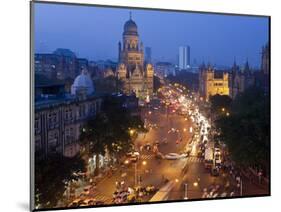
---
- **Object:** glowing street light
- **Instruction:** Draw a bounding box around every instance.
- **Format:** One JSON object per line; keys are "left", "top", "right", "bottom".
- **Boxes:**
{"left": 221, "top": 108, "right": 225, "bottom": 112}
{"left": 124, "top": 160, "right": 129, "bottom": 165}
{"left": 142, "top": 161, "right": 147, "bottom": 166}
{"left": 193, "top": 182, "right": 198, "bottom": 187}
{"left": 226, "top": 112, "right": 230, "bottom": 117}
{"left": 129, "top": 129, "right": 134, "bottom": 135}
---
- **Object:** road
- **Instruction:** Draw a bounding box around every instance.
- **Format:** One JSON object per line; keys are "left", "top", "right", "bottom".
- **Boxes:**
{"left": 62, "top": 84, "right": 269, "bottom": 207}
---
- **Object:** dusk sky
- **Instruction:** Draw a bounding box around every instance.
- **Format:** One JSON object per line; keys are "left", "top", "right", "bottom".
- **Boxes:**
{"left": 34, "top": 2, "right": 269, "bottom": 68}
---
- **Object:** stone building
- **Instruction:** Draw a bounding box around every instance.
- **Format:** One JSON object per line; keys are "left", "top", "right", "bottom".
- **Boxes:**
{"left": 261, "top": 43, "right": 269, "bottom": 75}
{"left": 229, "top": 60, "right": 255, "bottom": 99}
{"left": 35, "top": 48, "right": 89, "bottom": 81}
{"left": 199, "top": 64, "right": 229, "bottom": 100}
{"left": 116, "top": 14, "right": 154, "bottom": 99}
{"left": 34, "top": 68, "right": 102, "bottom": 159}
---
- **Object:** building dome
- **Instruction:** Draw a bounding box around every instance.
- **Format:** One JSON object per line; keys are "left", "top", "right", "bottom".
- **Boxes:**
{"left": 123, "top": 19, "right": 138, "bottom": 35}
{"left": 71, "top": 68, "right": 94, "bottom": 96}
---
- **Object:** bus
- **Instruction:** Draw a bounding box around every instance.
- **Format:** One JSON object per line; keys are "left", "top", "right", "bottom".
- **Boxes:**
{"left": 149, "top": 181, "right": 175, "bottom": 202}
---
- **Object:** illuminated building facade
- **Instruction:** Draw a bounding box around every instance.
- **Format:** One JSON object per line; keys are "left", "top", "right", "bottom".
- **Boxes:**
{"left": 117, "top": 14, "right": 154, "bottom": 99}
{"left": 199, "top": 64, "right": 229, "bottom": 100}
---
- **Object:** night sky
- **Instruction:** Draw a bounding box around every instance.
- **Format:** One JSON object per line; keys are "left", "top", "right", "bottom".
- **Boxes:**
{"left": 34, "top": 2, "right": 269, "bottom": 68}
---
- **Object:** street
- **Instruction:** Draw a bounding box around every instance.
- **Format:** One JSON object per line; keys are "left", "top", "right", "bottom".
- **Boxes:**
{"left": 62, "top": 84, "right": 269, "bottom": 207}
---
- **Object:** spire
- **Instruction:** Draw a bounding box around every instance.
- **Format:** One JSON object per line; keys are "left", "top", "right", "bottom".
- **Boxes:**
{"left": 129, "top": 11, "right": 132, "bottom": 20}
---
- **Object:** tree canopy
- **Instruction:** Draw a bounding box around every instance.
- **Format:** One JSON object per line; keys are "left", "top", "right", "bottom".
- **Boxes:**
{"left": 215, "top": 87, "right": 270, "bottom": 174}
{"left": 80, "top": 95, "right": 145, "bottom": 170}
{"left": 35, "top": 154, "right": 86, "bottom": 208}
{"left": 209, "top": 94, "right": 232, "bottom": 115}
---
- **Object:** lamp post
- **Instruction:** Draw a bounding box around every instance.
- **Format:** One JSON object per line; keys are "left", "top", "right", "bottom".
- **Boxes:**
{"left": 184, "top": 183, "right": 188, "bottom": 200}
{"left": 134, "top": 160, "right": 147, "bottom": 186}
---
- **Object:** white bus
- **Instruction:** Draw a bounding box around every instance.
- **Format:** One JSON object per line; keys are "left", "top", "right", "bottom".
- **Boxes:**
{"left": 149, "top": 181, "right": 175, "bottom": 202}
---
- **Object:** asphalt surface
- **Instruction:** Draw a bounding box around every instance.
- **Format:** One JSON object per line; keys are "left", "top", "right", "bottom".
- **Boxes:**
{"left": 61, "top": 87, "right": 269, "bottom": 207}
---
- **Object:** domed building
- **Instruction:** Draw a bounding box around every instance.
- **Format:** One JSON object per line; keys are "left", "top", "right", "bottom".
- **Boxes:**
{"left": 71, "top": 68, "right": 94, "bottom": 96}
{"left": 117, "top": 13, "right": 154, "bottom": 99}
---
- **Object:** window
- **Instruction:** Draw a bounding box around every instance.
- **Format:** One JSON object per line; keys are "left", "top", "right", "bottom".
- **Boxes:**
{"left": 35, "top": 116, "right": 40, "bottom": 133}
{"left": 65, "top": 127, "right": 74, "bottom": 145}
{"left": 48, "top": 111, "right": 59, "bottom": 128}
{"left": 35, "top": 137, "right": 41, "bottom": 151}
{"left": 48, "top": 131, "right": 58, "bottom": 152}
{"left": 65, "top": 107, "right": 73, "bottom": 121}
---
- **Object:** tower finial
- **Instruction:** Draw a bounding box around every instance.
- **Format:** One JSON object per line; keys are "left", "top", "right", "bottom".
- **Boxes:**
{"left": 129, "top": 11, "right": 132, "bottom": 20}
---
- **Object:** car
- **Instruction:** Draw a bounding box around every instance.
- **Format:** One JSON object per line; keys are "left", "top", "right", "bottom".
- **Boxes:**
{"left": 126, "top": 151, "right": 140, "bottom": 158}
{"left": 164, "top": 153, "right": 187, "bottom": 160}
{"left": 214, "top": 148, "right": 221, "bottom": 155}
{"left": 126, "top": 151, "right": 140, "bottom": 163}
{"left": 211, "top": 167, "right": 220, "bottom": 176}
{"left": 154, "top": 140, "right": 160, "bottom": 145}
{"left": 144, "top": 143, "right": 152, "bottom": 151}
{"left": 68, "top": 198, "right": 85, "bottom": 207}
{"left": 155, "top": 152, "right": 164, "bottom": 159}
{"left": 83, "top": 198, "right": 97, "bottom": 206}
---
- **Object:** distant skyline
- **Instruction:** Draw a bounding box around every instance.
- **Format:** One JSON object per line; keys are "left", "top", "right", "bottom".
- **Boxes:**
{"left": 34, "top": 2, "right": 269, "bottom": 68}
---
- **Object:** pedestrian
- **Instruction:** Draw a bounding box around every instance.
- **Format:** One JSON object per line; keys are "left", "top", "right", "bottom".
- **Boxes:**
{"left": 258, "top": 170, "right": 263, "bottom": 184}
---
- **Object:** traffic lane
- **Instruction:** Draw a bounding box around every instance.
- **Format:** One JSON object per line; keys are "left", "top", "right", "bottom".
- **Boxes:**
{"left": 139, "top": 113, "right": 193, "bottom": 155}
{"left": 167, "top": 158, "right": 239, "bottom": 200}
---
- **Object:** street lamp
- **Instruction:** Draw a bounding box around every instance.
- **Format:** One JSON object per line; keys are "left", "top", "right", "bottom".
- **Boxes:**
{"left": 193, "top": 181, "right": 198, "bottom": 187}
{"left": 184, "top": 183, "right": 188, "bottom": 200}
{"left": 129, "top": 129, "right": 134, "bottom": 136}
{"left": 221, "top": 107, "right": 225, "bottom": 112}
{"left": 135, "top": 160, "right": 147, "bottom": 186}
{"left": 124, "top": 160, "right": 129, "bottom": 165}
{"left": 226, "top": 112, "right": 230, "bottom": 117}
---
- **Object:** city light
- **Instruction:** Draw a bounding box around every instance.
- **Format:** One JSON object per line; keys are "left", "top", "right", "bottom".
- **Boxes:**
{"left": 129, "top": 129, "right": 134, "bottom": 135}
{"left": 33, "top": 7, "right": 270, "bottom": 208}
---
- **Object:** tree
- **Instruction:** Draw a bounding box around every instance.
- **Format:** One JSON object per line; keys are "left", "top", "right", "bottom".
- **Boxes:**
{"left": 80, "top": 96, "right": 146, "bottom": 169}
{"left": 215, "top": 87, "right": 270, "bottom": 175}
{"left": 80, "top": 113, "right": 110, "bottom": 175}
{"left": 209, "top": 94, "right": 232, "bottom": 115}
{"left": 35, "top": 154, "right": 85, "bottom": 208}
{"left": 153, "top": 75, "right": 162, "bottom": 92}
{"left": 102, "top": 96, "right": 145, "bottom": 161}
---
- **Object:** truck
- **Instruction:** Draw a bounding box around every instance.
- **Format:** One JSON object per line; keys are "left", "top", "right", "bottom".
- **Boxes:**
{"left": 204, "top": 148, "right": 214, "bottom": 169}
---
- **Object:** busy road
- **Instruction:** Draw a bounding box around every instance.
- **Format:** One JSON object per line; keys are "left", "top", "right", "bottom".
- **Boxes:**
{"left": 62, "top": 83, "right": 269, "bottom": 207}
